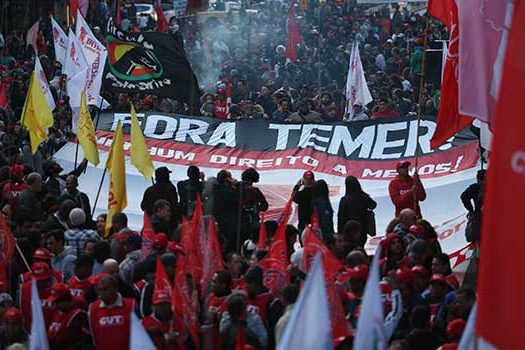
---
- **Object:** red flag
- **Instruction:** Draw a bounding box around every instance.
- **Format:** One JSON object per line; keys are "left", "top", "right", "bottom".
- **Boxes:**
{"left": 259, "top": 197, "right": 293, "bottom": 295}
{"left": 189, "top": 196, "right": 204, "bottom": 285}
{"left": 310, "top": 208, "right": 320, "bottom": 232}
{"left": 476, "top": 3, "right": 525, "bottom": 349}
{"left": 0, "top": 214, "right": 16, "bottom": 265}
{"left": 428, "top": 0, "right": 473, "bottom": 149}
{"left": 286, "top": 3, "right": 301, "bottom": 63}
{"left": 155, "top": 0, "right": 169, "bottom": 32}
{"left": 278, "top": 195, "right": 294, "bottom": 227}
{"left": 70, "top": 0, "right": 88, "bottom": 22}
{"left": 0, "top": 82, "right": 8, "bottom": 111}
{"left": 200, "top": 217, "right": 224, "bottom": 300}
{"left": 302, "top": 226, "right": 343, "bottom": 281}
{"left": 140, "top": 213, "right": 155, "bottom": 260}
{"left": 173, "top": 256, "right": 200, "bottom": 349}
{"left": 115, "top": 0, "right": 122, "bottom": 25}
{"left": 226, "top": 80, "right": 232, "bottom": 119}
{"left": 155, "top": 256, "right": 172, "bottom": 293}
{"left": 256, "top": 212, "right": 267, "bottom": 250}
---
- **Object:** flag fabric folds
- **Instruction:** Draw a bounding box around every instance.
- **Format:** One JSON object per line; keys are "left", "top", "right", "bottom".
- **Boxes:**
{"left": 29, "top": 279, "right": 50, "bottom": 350}
{"left": 67, "top": 68, "right": 89, "bottom": 132}
{"left": 103, "top": 27, "right": 200, "bottom": 106}
{"left": 280, "top": 254, "right": 333, "bottom": 350}
{"left": 130, "top": 104, "right": 154, "bottom": 180}
{"left": 26, "top": 21, "right": 39, "bottom": 54}
{"left": 354, "top": 246, "right": 387, "bottom": 350}
{"left": 129, "top": 311, "right": 156, "bottom": 350}
{"left": 155, "top": 0, "right": 169, "bottom": 32}
{"left": 476, "top": 3, "right": 525, "bottom": 348}
{"left": 200, "top": 217, "right": 224, "bottom": 299}
{"left": 345, "top": 41, "right": 373, "bottom": 120}
{"left": 140, "top": 213, "right": 155, "bottom": 260}
{"left": 104, "top": 120, "right": 127, "bottom": 237}
{"left": 77, "top": 93, "right": 100, "bottom": 166}
{"left": 70, "top": 0, "right": 89, "bottom": 22}
{"left": 154, "top": 256, "right": 172, "bottom": 293}
{"left": 0, "top": 82, "right": 8, "bottom": 111}
{"left": 286, "top": 3, "right": 301, "bottom": 63}
{"left": 34, "top": 56, "right": 56, "bottom": 111}
{"left": 256, "top": 212, "right": 267, "bottom": 250}
{"left": 51, "top": 17, "right": 68, "bottom": 66}
{"left": 64, "top": 29, "right": 89, "bottom": 81}
{"left": 21, "top": 72, "right": 54, "bottom": 154}
{"left": 428, "top": 0, "right": 473, "bottom": 149}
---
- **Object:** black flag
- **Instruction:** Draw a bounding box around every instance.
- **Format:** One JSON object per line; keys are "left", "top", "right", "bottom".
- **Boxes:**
{"left": 103, "top": 28, "right": 200, "bottom": 106}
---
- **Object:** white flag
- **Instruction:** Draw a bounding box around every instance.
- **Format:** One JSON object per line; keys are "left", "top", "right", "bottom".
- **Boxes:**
{"left": 29, "top": 279, "right": 50, "bottom": 350}
{"left": 63, "top": 28, "right": 89, "bottom": 83}
{"left": 458, "top": 303, "right": 477, "bottom": 350}
{"left": 75, "top": 10, "right": 108, "bottom": 105}
{"left": 34, "top": 56, "right": 56, "bottom": 111}
{"left": 354, "top": 246, "right": 387, "bottom": 350}
{"left": 345, "top": 41, "right": 373, "bottom": 120}
{"left": 26, "top": 20, "right": 39, "bottom": 54}
{"left": 280, "top": 254, "right": 333, "bottom": 350}
{"left": 51, "top": 16, "right": 68, "bottom": 66}
{"left": 130, "top": 311, "right": 156, "bottom": 350}
{"left": 67, "top": 68, "right": 89, "bottom": 132}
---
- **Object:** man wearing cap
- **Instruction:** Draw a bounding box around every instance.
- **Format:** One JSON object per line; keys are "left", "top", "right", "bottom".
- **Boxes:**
{"left": 19, "top": 262, "right": 56, "bottom": 330}
{"left": 88, "top": 275, "right": 135, "bottom": 350}
{"left": 119, "top": 235, "right": 142, "bottom": 283}
{"left": 3, "top": 307, "right": 28, "bottom": 348}
{"left": 65, "top": 208, "right": 100, "bottom": 257}
{"left": 46, "top": 229, "right": 77, "bottom": 282}
{"left": 293, "top": 170, "right": 316, "bottom": 232}
{"left": 47, "top": 283, "right": 88, "bottom": 349}
{"left": 140, "top": 166, "right": 179, "bottom": 221}
{"left": 425, "top": 273, "right": 450, "bottom": 327}
{"left": 142, "top": 289, "right": 178, "bottom": 349}
{"left": 388, "top": 161, "right": 426, "bottom": 217}
{"left": 19, "top": 248, "right": 63, "bottom": 285}
{"left": 68, "top": 254, "right": 94, "bottom": 299}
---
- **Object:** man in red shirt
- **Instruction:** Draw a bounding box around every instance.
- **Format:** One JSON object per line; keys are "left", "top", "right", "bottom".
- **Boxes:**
{"left": 225, "top": 253, "right": 245, "bottom": 290}
{"left": 213, "top": 88, "right": 229, "bottom": 120}
{"left": 142, "top": 289, "right": 178, "bottom": 350}
{"left": 20, "top": 248, "right": 63, "bottom": 285}
{"left": 388, "top": 161, "right": 426, "bottom": 217}
{"left": 244, "top": 267, "right": 280, "bottom": 326}
{"left": 19, "top": 262, "right": 56, "bottom": 330}
{"left": 88, "top": 275, "right": 135, "bottom": 350}
{"left": 47, "top": 283, "right": 88, "bottom": 349}
{"left": 68, "top": 254, "right": 94, "bottom": 300}
{"left": 371, "top": 99, "right": 400, "bottom": 119}
{"left": 206, "top": 270, "right": 233, "bottom": 319}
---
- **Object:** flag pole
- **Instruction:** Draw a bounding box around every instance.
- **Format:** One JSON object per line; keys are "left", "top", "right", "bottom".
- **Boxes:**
{"left": 15, "top": 243, "right": 31, "bottom": 272}
{"left": 92, "top": 168, "right": 107, "bottom": 217}
{"left": 413, "top": 13, "right": 431, "bottom": 209}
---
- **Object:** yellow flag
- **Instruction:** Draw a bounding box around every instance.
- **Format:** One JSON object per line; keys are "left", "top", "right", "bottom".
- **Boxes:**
{"left": 105, "top": 120, "right": 127, "bottom": 237}
{"left": 130, "top": 104, "right": 154, "bottom": 180}
{"left": 77, "top": 93, "right": 100, "bottom": 166}
{"left": 21, "top": 71, "right": 54, "bottom": 154}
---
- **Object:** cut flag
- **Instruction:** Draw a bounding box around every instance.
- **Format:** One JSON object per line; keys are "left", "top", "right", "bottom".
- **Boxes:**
{"left": 29, "top": 279, "right": 50, "bottom": 350}
{"left": 354, "top": 245, "right": 387, "bottom": 350}
{"left": 51, "top": 16, "right": 68, "bottom": 66}
{"left": 154, "top": 256, "right": 172, "bottom": 293}
{"left": 345, "top": 41, "right": 373, "bottom": 120}
{"left": 140, "top": 213, "right": 155, "bottom": 260}
{"left": 34, "top": 56, "right": 56, "bottom": 111}
{"left": 155, "top": 0, "right": 169, "bottom": 32}
{"left": 286, "top": 3, "right": 300, "bottom": 63}
{"left": 64, "top": 28, "right": 89, "bottom": 82}
{"left": 280, "top": 254, "right": 333, "bottom": 350}
{"left": 104, "top": 120, "right": 127, "bottom": 237}
{"left": 77, "top": 93, "right": 100, "bottom": 166}
{"left": 21, "top": 72, "right": 54, "bottom": 154}
{"left": 130, "top": 104, "right": 154, "bottom": 180}
{"left": 26, "top": 21, "right": 39, "bottom": 54}
{"left": 476, "top": 2, "right": 525, "bottom": 349}
{"left": 428, "top": 0, "right": 473, "bottom": 149}
{"left": 129, "top": 311, "right": 156, "bottom": 350}
{"left": 200, "top": 217, "right": 224, "bottom": 299}
{"left": 0, "top": 82, "right": 8, "bottom": 111}
{"left": 0, "top": 214, "right": 16, "bottom": 291}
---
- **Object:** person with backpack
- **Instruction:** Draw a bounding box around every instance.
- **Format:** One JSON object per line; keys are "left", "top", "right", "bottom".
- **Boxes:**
{"left": 237, "top": 168, "right": 269, "bottom": 246}
{"left": 177, "top": 165, "right": 203, "bottom": 219}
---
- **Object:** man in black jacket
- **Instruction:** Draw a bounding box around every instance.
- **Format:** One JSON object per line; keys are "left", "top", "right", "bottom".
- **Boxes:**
{"left": 177, "top": 165, "right": 203, "bottom": 219}
{"left": 60, "top": 175, "right": 95, "bottom": 229}
{"left": 292, "top": 171, "right": 316, "bottom": 232}
{"left": 141, "top": 167, "right": 179, "bottom": 222}
{"left": 460, "top": 170, "right": 485, "bottom": 216}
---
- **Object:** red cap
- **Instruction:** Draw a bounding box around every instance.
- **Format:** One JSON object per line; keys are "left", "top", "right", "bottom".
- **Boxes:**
{"left": 447, "top": 318, "right": 466, "bottom": 340}
{"left": 412, "top": 265, "right": 429, "bottom": 276}
{"left": 32, "top": 262, "right": 52, "bottom": 281}
{"left": 303, "top": 171, "right": 315, "bottom": 180}
{"left": 33, "top": 248, "right": 52, "bottom": 262}
{"left": 429, "top": 273, "right": 447, "bottom": 285}
{"left": 396, "top": 161, "right": 411, "bottom": 170}
{"left": 152, "top": 233, "right": 169, "bottom": 249}
{"left": 88, "top": 273, "right": 110, "bottom": 286}
{"left": 395, "top": 267, "right": 414, "bottom": 285}
{"left": 152, "top": 289, "right": 171, "bottom": 305}
{"left": 348, "top": 264, "right": 369, "bottom": 281}
{"left": 3, "top": 307, "right": 22, "bottom": 322}
{"left": 48, "top": 283, "right": 72, "bottom": 303}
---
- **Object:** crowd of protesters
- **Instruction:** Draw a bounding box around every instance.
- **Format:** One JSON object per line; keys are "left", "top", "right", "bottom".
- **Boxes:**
{"left": 0, "top": 0, "right": 481, "bottom": 349}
